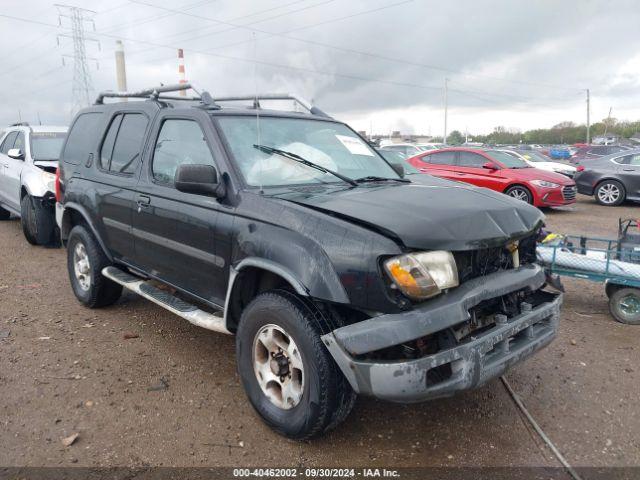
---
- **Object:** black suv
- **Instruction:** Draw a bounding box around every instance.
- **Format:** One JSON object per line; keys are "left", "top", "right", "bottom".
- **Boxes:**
{"left": 57, "top": 84, "right": 562, "bottom": 439}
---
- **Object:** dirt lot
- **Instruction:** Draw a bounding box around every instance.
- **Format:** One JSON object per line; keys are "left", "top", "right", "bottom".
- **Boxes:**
{"left": 0, "top": 195, "right": 638, "bottom": 469}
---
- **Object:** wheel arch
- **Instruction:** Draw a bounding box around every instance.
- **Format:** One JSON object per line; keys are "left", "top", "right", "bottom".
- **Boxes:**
{"left": 223, "top": 259, "right": 310, "bottom": 333}
{"left": 60, "top": 202, "right": 113, "bottom": 261}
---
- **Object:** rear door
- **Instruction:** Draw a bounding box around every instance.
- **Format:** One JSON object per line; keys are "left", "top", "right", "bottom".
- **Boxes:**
{"left": 616, "top": 153, "right": 640, "bottom": 199}
{"left": 132, "top": 111, "right": 228, "bottom": 306}
{"left": 415, "top": 151, "right": 458, "bottom": 180}
{"left": 0, "top": 131, "right": 18, "bottom": 206}
{"left": 93, "top": 111, "right": 149, "bottom": 263}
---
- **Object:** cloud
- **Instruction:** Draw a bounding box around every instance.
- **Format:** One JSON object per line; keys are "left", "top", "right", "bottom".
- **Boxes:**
{"left": 0, "top": 0, "right": 639, "bottom": 134}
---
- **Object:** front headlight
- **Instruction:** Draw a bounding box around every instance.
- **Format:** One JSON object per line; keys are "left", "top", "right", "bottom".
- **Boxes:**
{"left": 531, "top": 179, "right": 560, "bottom": 188}
{"left": 384, "top": 251, "right": 459, "bottom": 301}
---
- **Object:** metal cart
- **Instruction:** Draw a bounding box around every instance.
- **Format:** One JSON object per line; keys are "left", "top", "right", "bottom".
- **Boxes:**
{"left": 537, "top": 218, "right": 640, "bottom": 325}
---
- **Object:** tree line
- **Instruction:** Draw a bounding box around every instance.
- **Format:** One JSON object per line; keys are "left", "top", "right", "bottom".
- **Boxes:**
{"left": 444, "top": 118, "right": 640, "bottom": 145}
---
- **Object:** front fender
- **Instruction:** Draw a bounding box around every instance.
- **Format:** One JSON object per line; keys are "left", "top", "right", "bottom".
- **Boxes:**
{"left": 21, "top": 168, "right": 55, "bottom": 198}
{"left": 232, "top": 219, "right": 350, "bottom": 305}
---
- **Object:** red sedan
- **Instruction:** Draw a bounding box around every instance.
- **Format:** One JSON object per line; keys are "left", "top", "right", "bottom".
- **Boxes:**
{"left": 407, "top": 148, "right": 577, "bottom": 207}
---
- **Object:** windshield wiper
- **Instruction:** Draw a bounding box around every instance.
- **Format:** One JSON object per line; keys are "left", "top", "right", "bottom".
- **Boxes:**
{"left": 253, "top": 144, "right": 357, "bottom": 186}
{"left": 354, "top": 175, "right": 410, "bottom": 183}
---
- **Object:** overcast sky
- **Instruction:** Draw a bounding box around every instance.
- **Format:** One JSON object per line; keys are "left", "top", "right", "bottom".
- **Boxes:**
{"left": 1, "top": 0, "right": 639, "bottom": 136}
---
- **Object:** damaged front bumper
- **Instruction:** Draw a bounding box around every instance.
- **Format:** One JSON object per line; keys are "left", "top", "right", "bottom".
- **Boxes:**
{"left": 322, "top": 264, "right": 561, "bottom": 403}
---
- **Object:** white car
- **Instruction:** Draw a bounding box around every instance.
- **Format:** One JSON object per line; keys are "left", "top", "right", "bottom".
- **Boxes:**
{"left": 0, "top": 123, "right": 68, "bottom": 245}
{"left": 379, "top": 143, "right": 424, "bottom": 158}
{"left": 500, "top": 149, "right": 577, "bottom": 178}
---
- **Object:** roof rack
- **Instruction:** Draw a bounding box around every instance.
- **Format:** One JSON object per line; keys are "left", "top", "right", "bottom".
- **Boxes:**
{"left": 94, "top": 83, "right": 212, "bottom": 105}
{"left": 212, "top": 94, "right": 331, "bottom": 118}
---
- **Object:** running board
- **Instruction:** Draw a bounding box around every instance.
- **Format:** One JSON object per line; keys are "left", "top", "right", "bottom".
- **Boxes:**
{"left": 102, "top": 266, "right": 230, "bottom": 335}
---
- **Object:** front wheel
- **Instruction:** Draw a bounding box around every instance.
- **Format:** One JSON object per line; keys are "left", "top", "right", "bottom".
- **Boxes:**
{"left": 67, "top": 225, "right": 122, "bottom": 308}
{"left": 505, "top": 185, "right": 533, "bottom": 204}
{"left": 236, "top": 290, "right": 356, "bottom": 440}
{"left": 20, "top": 195, "right": 57, "bottom": 246}
{"left": 609, "top": 287, "right": 640, "bottom": 325}
{"left": 595, "top": 180, "right": 625, "bottom": 206}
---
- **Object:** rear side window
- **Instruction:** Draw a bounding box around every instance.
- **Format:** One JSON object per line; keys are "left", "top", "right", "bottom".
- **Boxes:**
{"left": 0, "top": 131, "right": 18, "bottom": 154}
{"left": 152, "top": 119, "right": 216, "bottom": 185}
{"left": 62, "top": 112, "right": 103, "bottom": 165}
{"left": 99, "top": 113, "right": 148, "bottom": 174}
{"left": 426, "top": 151, "right": 456, "bottom": 165}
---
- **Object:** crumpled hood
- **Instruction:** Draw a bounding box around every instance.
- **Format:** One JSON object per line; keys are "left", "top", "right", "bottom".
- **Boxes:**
{"left": 275, "top": 176, "right": 544, "bottom": 250}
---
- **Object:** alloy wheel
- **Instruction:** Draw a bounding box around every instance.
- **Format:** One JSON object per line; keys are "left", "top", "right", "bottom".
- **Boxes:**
{"left": 252, "top": 323, "right": 304, "bottom": 410}
{"left": 73, "top": 243, "right": 91, "bottom": 291}
{"left": 597, "top": 183, "right": 620, "bottom": 204}
{"left": 508, "top": 188, "right": 530, "bottom": 202}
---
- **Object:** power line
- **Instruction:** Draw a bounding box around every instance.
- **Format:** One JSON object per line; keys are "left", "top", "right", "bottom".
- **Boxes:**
{"left": 129, "top": 0, "right": 580, "bottom": 93}
{"left": 0, "top": 10, "right": 588, "bottom": 108}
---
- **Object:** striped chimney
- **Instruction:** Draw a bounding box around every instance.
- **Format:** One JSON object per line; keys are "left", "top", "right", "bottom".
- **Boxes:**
{"left": 178, "top": 48, "right": 187, "bottom": 96}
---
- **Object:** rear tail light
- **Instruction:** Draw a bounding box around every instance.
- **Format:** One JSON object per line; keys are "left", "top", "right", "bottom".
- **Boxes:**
{"left": 55, "top": 167, "right": 63, "bottom": 203}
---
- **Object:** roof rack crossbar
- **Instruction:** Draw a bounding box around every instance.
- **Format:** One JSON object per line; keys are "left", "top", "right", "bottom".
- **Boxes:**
{"left": 95, "top": 83, "right": 196, "bottom": 104}
{"left": 212, "top": 94, "right": 330, "bottom": 118}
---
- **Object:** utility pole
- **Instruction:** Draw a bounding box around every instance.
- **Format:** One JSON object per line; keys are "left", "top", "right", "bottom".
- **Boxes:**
{"left": 443, "top": 78, "right": 449, "bottom": 144}
{"left": 56, "top": 4, "right": 100, "bottom": 114}
{"left": 586, "top": 88, "right": 590, "bottom": 144}
{"left": 115, "top": 40, "right": 127, "bottom": 95}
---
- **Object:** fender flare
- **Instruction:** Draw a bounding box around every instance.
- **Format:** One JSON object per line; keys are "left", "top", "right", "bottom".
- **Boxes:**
{"left": 60, "top": 202, "right": 113, "bottom": 261}
{"left": 222, "top": 257, "right": 314, "bottom": 331}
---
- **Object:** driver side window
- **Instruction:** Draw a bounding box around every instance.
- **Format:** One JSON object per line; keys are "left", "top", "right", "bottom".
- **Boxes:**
{"left": 152, "top": 119, "right": 216, "bottom": 185}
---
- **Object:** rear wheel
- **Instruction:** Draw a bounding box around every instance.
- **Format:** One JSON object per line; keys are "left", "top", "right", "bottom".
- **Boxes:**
{"left": 67, "top": 224, "right": 122, "bottom": 308}
{"left": 505, "top": 185, "right": 533, "bottom": 204}
{"left": 20, "top": 194, "right": 57, "bottom": 245}
{"left": 236, "top": 290, "right": 356, "bottom": 440}
{"left": 595, "top": 180, "right": 625, "bottom": 206}
{"left": 609, "top": 287, "right": 640, "bottom": 325}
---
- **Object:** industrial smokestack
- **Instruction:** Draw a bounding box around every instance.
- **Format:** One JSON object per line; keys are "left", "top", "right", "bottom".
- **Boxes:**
{"left": 115, "top": 40, "right": 127, "bottom": 98}
{"left": 178, "top": 48, "right": 187, "bottom": 96}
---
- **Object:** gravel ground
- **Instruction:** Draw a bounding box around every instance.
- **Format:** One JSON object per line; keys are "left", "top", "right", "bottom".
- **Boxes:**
{"left": 0, "top": 195, "right": 638, "bottom": 469}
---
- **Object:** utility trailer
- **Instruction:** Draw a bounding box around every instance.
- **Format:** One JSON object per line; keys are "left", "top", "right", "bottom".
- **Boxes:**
{"left": 537, "top": 218, "right": 640, "bottom": 324}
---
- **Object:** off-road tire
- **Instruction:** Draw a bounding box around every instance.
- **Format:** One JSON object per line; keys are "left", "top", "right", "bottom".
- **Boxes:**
{"left": 505, "top": 185, "right": 533, "bottom": 204}
{"left": 595, "top": 180, "right": 625, "bottom": 206}
{"left": 20, "top": 195, "right": 57, "bottom": 246}
{"left": 236, "top": 290, "right": 356, "bottom": 440}
{"left": 609, "top": 287, "right": 640, "bottom": 325}
{"left": 67, "top": 225, "right": 122, "bottom": 308}
{"left": 0, "top": 205, "right": 10, "bottom": 220}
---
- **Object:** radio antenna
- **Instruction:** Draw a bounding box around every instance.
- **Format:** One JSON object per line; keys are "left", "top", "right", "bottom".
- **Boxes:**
{"left": 253, "top": 32, "right": 263, "bottom": 194}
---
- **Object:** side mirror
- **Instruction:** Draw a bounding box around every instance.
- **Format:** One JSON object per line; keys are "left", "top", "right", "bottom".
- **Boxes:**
{"left": 390, "top": 162, "right": 405, "bottom": 178}
{"left": 483, "top": 162, "right": 498, "bottom": 170}
{"left": 174, "top": 164, "right": 224, "bottom": 198}
{"left": 7, "top": 148, "right": 24, "bottom": 160}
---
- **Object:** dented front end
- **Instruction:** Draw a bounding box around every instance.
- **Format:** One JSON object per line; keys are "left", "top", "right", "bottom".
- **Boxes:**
{"left": 322, "top": 263, "right": 561, "bottom": 402}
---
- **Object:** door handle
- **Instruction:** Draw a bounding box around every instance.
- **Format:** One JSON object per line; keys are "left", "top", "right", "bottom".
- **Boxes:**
{"left": 136, "top": 195, "right": 151, "bottom": 207}
{"left": 623, "top": 168, "right": 635, "bottom": 171}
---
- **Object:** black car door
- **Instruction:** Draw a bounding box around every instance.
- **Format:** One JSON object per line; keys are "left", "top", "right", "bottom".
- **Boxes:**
{"left": 93, "top": 111, "right": 149, "bottom": 263}
{"left": 132, "top": 111, "right": 229, "bottom": 306}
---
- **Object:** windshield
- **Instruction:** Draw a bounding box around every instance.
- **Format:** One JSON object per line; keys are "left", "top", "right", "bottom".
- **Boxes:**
{"left": 486, "top": 150, "right": 530, "bottom": 168}
{"left": 30, "top": 132, "right": 66, "bottom": 161}
{"left": 217, "top": 116, "right": 399, "bottom": 187}
{"left": 519, "top": 151, "right": 551, "bottom": 163}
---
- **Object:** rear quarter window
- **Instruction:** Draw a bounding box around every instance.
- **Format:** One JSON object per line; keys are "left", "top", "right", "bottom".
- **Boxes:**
{"left": 62, "top": 112, "right": 103, "bottom": 165}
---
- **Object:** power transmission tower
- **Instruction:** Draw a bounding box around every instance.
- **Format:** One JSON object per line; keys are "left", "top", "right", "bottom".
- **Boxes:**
{"left": 56, "top": 4, "right": 100, "bottom": 114}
